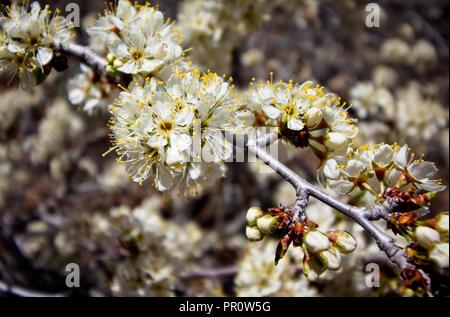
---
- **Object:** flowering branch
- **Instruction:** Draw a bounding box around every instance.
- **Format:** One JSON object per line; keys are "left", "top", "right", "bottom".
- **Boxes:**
{"left": 1, "top": 0, "right": 446, "bottom": 297}
{"left": 241, "top": 133, "right": 417, "bottom": 275}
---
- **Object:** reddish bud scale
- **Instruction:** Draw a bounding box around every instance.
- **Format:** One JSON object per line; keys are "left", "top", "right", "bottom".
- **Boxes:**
{"left": 388, "top": 212, "right": 417, "bottom": 236}
{"left": 280, "top": 125, "right": 310, "bottom": 148}
{"left": 327, "top": 231, "right": 338, "bottom": 243}
{"left": 268, "top": 207, "right": 293, "bottom": 231}
{"left": 401, "top": 267, "right": 430, "bottom": 294}
{"left": 275, "top": 235, "right": 292, "bottom": 264}
{"left": 289, "top": 222, "right": 309, "bottom": 247}
{"left": 269, "top": 204, "right": 320, "bottom": 264}
{"left": 382, "top": 187, "right": 432, "bottom": 213}
{"left": 422, "top": 218, "right": 437, "bottom": 228}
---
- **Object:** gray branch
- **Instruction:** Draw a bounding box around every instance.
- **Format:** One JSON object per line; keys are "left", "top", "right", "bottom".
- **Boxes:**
{"left": 56, "top": 43, "right": 107, "bottom": 77}
{"left": 292, "top": 189, "right": 309, "bottom": 222}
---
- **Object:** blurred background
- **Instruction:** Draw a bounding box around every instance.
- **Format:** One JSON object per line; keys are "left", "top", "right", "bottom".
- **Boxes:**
{"left": 0, "top": 0, "right": 448, "bottom": 296}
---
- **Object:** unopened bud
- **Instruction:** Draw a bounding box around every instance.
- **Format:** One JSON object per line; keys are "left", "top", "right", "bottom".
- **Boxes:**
{"left": 304, "top": 230, "right": 331, "bottom": 253}
{"left": 318, "top": 247, "right": 342, "bottom": 270}
{"left": 329, "top": 230, "right": 357, "bottom": 254}
{"left": 429, "top": 243, "right": 449, "bottom": 269}
{"left": 436, "top": 213, "right": 449, "bottom": 233}
{"left": 256, "top": 214, "right": 278, "bottom": 235}
{"left": 303, "top": 254, "right": 326, "bottom": 281}
{"left": 113, "top": 59, "right": 123, "bottom": 68}
{"left": 246, "top": 207, "right": 264, "bottom": 226}
{"left": 246, "top": 225, "right": 263, "bottom": 242}
{"left": 106, "top": 65, "right": 115, "bottom": 74}
{"left": 415, "top": 226, "right": 440, "bottom": 250}
{"left": 107, "top": 53, "right": 115, "bottom": 63}
{"left": 305, "top": 108, "right": 323, "bottom": 128}
{"left": 324, "top": 132, "right": 347, "bottom": 151}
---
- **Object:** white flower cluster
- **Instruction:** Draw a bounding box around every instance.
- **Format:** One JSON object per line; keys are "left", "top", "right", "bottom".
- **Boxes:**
{"left": 0, "top": 88, "right": 44, "bottom": 136}
{"left": 350, "top": 81, "right": 395, "bottom": 120}
{"left": 90, "top": 197, "right": 207, "bottom": 296}
{"left": 381, "top": 38, "right": 437, "bottom": 70}
{"left": 240, "top": 79, "right": 358, "bottom": 162}
{"left": 323, "top": 144, "right": 446, "bottom": 197}
{"left": 109, "top": 70, "right": 236, "bottom": 196}
{"left": 351, "top": 80, "right": 448, "bottom": 147}
{"left": 96, "top": 162, "right": 130, "bottom": 193}
{"left": 25, "top": 99, "right": 84, "bottom": 170}
{"left": 0, "top": 2, "right": 73, "bottom": 88}
{"left": 0, "top": 143, "right": 19, "bottom": 207}
{"left": 395, "top": 82, "right": 448, "bottom": 142}
{"left": 177, "top": 0, "right": 274, "bottom": 74}
{"left": 88, "top": 0, "right": 182, "bottom": 76}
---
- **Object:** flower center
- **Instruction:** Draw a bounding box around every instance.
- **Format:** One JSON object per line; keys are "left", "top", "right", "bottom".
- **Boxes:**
{"left": 159, "top": 120, "right": 173, "bottom": 132}
{"left": 144, "top": 146, "right": 159, "bottom": 160}
{"left": 29, "top": 37, "right": 39, "bottom": 46}
{"left": 131, "top": 50, "right": 143, "bottom": 61}
{"left": 280, "top": 102, "right": 299, "bottom": 120}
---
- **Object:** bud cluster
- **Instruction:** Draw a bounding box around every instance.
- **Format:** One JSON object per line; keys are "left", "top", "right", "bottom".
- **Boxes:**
{"left": 302, "top": 229, "right": 357, "bottom": 280}
{"left": 245, "top": 207, "right": 280, "bottom": 241}
{"left": 245, "top": 206, "right": 357, "bottom": 280}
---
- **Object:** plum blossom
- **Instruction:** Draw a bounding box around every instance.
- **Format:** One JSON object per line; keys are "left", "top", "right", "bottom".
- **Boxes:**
{"left": 0, "top": 1, "right": 74, "bottom": 88}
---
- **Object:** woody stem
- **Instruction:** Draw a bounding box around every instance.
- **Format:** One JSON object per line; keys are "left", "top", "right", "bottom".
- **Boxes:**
{"left": 56, "top": 43, "right": 107, "bottom": 77}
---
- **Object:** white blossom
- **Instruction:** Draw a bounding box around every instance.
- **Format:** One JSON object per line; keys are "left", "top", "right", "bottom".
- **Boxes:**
{"left": 89, "top": 1, "right": 182, "bottom": 77}
{"left": 109, "top": 70, "right": 236, "bottom": 195}
{"left": 0, "top": 2, "right": 74, "bottom": 88}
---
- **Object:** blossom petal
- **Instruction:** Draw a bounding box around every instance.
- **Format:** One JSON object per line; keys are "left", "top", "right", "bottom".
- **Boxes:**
{"left": 155, "top": 165, "right": 173, "bottom": 191}
{"left": 287, "top": 118, "right": 304, "bottom": 131}
{"left": 37, "top": 47, "right": 53, "bottom": 66}
{"left": 373, "top": 144, "right": 394, "bottom": 166}
{"left": 262, "top": 104, "right": 281, "bottom": 119}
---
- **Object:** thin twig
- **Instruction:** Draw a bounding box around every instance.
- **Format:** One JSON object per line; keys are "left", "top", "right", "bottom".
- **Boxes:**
{"left": 292, "top": 189, "right": 309, "bottom": 222}
{"left": 181, "top": 266, "right": 238, "bottom": 279}
{"left": 56, "top": 43, "right": 106, "bottom": 77}
{"left": 0, "top": 280, "right": 66, "bottom": 297}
